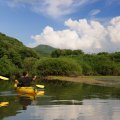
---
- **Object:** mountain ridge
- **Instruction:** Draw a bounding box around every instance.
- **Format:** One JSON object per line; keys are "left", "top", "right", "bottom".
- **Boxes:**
{"left": 33, "top": 44, "right": 56, "bottom": 56}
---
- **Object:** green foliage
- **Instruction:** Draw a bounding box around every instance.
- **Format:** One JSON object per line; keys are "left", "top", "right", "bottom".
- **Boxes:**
{"left": 95, "top": 62, "right": 117, "bottom": 75}
{"left": 97, "top": 52, "right": 109, "bottom": 55}
{"left": 81, "top": 63, "right": 93, "bottom": 75}
{"left": 110, "top": 52, "right": 120, "bottom": 62}
{"left": 0, "top": 56, "right": 17, "bottom": 77}
{"left": 72, "top": 50, "right": 84, "bottom": 55}
{"left": 34, "top": 58, "right": 82, "bottom": 76}
{"left": 23, "top": 57, "right": 38, "bottom": 74}
{"left": 51, "top": 49, "right": 84, "bottom": 58}
{"left": 65, "top": 53, "right": 120, "bottom": 76}
{"left": 51, "top": 49, "right": 61, "bottom": 57}
{"left": 0, "top": 33, "right": 39, "bottom": 77}
{"left": 87, "top": 55, "right": 120, "bottom": 75}
{"left": 19, "top": 48, "right": 39, "bottom": 59}
{"left": 8, "top": 51, "right": 23, "bottom": 68}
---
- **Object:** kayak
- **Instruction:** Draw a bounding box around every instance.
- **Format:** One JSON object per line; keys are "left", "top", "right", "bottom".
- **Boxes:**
{"left": 14, "top": 82, "right": 45, "bottom": 96}
{"left": 16, "top": 87, "right": 37, "bottom": 95}
{"left": 17, "top": 88, "right": 45, "bottom": 100}
{"left": 16, "top": 86, "right": 45, "bottom": 96}
{"left": 17, "top": 91, "right": 44, "bottom": 101}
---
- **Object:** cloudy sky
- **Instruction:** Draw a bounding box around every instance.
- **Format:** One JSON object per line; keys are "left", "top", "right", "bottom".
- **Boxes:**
{"left": 0, "top": 0, "right": 120, "bottom": 52}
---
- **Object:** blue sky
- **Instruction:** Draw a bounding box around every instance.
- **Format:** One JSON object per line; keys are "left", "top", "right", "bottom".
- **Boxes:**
{"left": 0, "top": 0, "right": 120, "bottom": 52}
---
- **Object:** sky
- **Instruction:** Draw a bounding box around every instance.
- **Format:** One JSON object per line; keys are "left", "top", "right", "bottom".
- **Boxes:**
{"left": 0, "top": 0, "right": 120, "bottom": 53}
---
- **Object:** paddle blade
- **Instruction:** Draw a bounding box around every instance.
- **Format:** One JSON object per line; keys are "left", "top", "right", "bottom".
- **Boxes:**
{"left": 36, "top": 84, "right": 45, "bottom": 89}
{"left": 0, "top": 102, "right": 9, "bottom": 107}
{"left": 0, "top": 76, "right": 9, "bottom": 80}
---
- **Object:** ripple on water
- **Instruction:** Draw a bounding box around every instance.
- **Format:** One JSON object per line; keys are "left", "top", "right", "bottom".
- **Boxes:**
{"left": 0, "top": 91, "right": 17, "bottom": 96}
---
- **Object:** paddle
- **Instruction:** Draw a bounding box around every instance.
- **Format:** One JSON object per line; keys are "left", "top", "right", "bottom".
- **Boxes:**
{"left": 36, "top": 84, "right": 45, "bottom": 89}
{"left": 33, "top": 76, "right": 45, "bottom": 89}
{"left": 0, "top": 76, "right": 9, "bottom": 80}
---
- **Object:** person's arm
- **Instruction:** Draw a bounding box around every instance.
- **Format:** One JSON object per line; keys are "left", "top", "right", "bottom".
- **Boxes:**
{"left": 14, "top": 80, "right": 19, "bottom": 87}
{"left": 15, "top": 80, "right": 19, "bottom": 84}
{"left": 32, "top": 75, "right": 37, "bottom": 80}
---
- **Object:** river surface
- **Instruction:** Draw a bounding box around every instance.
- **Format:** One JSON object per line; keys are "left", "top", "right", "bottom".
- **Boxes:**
{"left": 0, "top": 80, "right": 120, "bottom": 120}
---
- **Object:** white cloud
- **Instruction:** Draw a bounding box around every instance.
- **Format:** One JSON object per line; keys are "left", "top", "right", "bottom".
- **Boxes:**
{"left": 30, "top": 16, "right": 120, "bottom": 53}
{"left": 108, "top": 16, "right": 120, "bottom": 43}
{"left": 6, "top": 0, "right": 99, "bottom": 18}
{"left": 89, "top": 9, "right": 101, "bottom": 16}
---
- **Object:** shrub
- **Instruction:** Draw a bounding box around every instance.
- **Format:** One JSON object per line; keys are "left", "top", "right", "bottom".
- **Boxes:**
{"left": 81, "top": 63, "right": 93, "bottom": 75}
{"left": 23, "top": 57, "right": 38, "bottom": 75}
{"left": 0, "top": 56, "right": 17, "bottom": 77}
{"left": 34, "top": 58, "right": 82, "bottom": 76}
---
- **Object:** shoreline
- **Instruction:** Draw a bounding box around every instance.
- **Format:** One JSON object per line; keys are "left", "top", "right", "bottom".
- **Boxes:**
{"left": 46, "top": 76, "right": 120, "bottom": 87}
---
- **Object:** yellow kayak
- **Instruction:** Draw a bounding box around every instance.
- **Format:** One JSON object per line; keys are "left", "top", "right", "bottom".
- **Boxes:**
{"left": 17, "top": 88, "right": 45, "bottom": 100}
{"left": 14, "top": 83, "right": 45, "bottom": 95}
{"left": 16, "top": 87, "right": 37, "bottom": 95}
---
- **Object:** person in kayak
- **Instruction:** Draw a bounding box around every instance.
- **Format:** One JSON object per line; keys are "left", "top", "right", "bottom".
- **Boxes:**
{"left": 15, "top": 71, "right": 36, "bottom": 87}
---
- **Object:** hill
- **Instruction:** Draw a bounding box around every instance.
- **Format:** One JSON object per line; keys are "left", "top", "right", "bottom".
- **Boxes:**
{"left": 0, "top": 33, "right": 39, "bottom": 76}
{"left": 33, "top": 44, "right": 56, "bottom": 56}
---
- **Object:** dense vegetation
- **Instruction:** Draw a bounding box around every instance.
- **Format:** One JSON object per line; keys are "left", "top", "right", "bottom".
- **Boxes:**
{"left": 51, "top": 49, "right": 120, "bottom": 76}
{"left": 34, "top": 58, "right": 82, "bottom": 76}
{"left": 0, "top": 33, "right": 39, "bottom": 77}
{"left": 0, "top": 33, "right": 120, "bottom": 78}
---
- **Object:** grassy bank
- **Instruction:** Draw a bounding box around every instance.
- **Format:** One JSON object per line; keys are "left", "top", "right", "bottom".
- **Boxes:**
{"left": 46, "top": 76, "right": 120, "bottom": 87}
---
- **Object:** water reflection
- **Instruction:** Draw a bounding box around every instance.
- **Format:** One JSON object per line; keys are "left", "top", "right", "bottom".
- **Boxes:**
{"left": 50, "top": 100, "right": 83, "bottom": 105}
{"left": 17, "top": 96, "right": 32, "bottom": 110}
{"left": 3, "top": 100, "right": 120, "bottom": 120}
{"left": 0, "top": 80, "right": 120, "bottom": 120}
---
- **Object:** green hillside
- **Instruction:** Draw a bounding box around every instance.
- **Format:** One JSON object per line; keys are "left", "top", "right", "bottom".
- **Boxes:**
{"left": 0, "top": 33, "right": 39, "bottom": 77}
{"left": 34, "top": 44, "right": 56, "bottom": 56}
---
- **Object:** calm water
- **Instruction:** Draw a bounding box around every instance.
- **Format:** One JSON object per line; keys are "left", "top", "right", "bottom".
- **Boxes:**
{"left": 0, "top": 80, "right": 120, "bottom": 120}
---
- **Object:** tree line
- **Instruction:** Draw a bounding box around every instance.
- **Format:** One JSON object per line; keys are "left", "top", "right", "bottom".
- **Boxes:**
{"left": 50, "top": 49, "right": 120, "bottom": 76}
